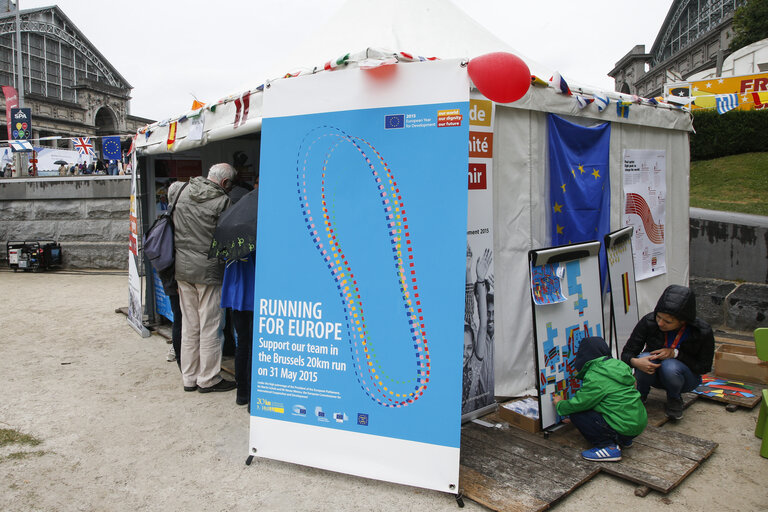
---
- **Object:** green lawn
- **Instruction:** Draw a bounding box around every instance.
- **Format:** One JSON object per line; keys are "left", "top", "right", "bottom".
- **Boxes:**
{"left": 690, "top": 152, "right": 768, "bottom": 216}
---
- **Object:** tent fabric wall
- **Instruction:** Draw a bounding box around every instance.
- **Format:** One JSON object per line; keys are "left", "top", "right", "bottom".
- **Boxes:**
{"left": 135, "top": 62, "right": 694, "bottom": 399}
{"left": 492, "top": 87, "right": 691, "bottom": 396}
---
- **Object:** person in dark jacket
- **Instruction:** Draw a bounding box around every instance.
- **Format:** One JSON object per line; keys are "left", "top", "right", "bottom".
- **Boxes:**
{"left": 554, "top": 337, "right": 647, "bottom": 462}
{"left": 621, "top": 285, "right": 714, "bottom": 420}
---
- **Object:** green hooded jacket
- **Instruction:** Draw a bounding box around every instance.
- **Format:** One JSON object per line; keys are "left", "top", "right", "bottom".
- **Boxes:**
{"left": 555, "top": 357, "right": 648, "bottom": 436}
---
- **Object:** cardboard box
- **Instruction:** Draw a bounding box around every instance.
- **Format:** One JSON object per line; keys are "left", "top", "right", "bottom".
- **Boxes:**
{"left": 498, "top": 397, "right": 541, "bottom": 433}
{"left": 714, "top": 344, "right": 768, "bottom": 384}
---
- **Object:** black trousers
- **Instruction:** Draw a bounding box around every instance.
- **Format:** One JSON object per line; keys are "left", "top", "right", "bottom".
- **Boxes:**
{"left": 569, "top": 409, "right": 634, "bottom": 448}
{"left": 169, "top": 294, "right": 182, "bottom": 371}
{"left": 232, "top": 310, "right": 254, "bottom": 403}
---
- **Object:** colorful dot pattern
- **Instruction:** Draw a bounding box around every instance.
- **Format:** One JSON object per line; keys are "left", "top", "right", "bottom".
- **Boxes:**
{"left": 296, "top": 126, "right": 430, "bottom": 408}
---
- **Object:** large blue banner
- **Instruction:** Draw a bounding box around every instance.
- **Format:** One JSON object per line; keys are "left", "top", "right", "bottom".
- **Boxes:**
{"left": 253, "top": 102, "right": 468, "bottom": 448}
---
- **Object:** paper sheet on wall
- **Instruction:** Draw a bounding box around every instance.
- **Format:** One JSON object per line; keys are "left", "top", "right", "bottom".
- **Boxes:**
{"left": 623, "top": 149, "right": 666, "bottom": 280}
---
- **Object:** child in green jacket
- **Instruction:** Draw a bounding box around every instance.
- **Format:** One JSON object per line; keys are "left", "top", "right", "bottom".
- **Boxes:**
{"left": 553, "top": 336, "right": 647, "bottom": 462}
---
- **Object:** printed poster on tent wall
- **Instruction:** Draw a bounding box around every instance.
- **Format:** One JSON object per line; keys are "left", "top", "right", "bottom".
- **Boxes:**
{"left": 251, "top": 60, "right": 469, "bottom": 493}
{"left": 529, "top": 241, "right": 604, "bottom": 430}
{"left": 462, "top": 94, "right": 495, "bottom": 418}
{"left": 623, "top": 149, "right": 666, "bottom": 280}
{"left": 127, "top": 150, "right": 149, "bottom": 338}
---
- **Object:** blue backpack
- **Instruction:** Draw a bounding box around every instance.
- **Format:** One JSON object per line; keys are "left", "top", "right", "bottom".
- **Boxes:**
{"left": 143, "top": 182, "right": 188, "bottom": 272}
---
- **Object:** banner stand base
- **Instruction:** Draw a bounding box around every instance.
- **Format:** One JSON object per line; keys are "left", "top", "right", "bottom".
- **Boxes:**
{"left": 461, "top": 402, "right": 498, "bottom": 424}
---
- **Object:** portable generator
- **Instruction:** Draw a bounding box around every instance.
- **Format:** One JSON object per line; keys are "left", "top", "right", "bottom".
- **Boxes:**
{"left": 7, "top": 240, "right": 63, "bottom": 272}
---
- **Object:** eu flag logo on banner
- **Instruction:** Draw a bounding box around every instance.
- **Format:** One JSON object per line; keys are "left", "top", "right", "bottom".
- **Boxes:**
{"left": 384, "top": 114, "right": 404, "bottom": 129}
{"left": 102, "top": 136, "right": 122, "bottom": 160}
{"left": 547, "top": 114, "right": 611, "bottom": 283}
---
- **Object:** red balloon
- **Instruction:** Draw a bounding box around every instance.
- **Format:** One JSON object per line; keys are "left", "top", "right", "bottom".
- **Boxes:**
{"left": 468, "top": 52, "right": 531, "bottom": 103}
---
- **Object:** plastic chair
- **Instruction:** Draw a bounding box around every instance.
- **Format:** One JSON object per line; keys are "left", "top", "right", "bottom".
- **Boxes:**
{"left": 754, "top": 328, "right": 768, "bottom": 362}
{"left": 755, "top": 389, "right": 768, "bottom": 458}
{"left": 753, "top": 328, "right": 768, "bottom": 458}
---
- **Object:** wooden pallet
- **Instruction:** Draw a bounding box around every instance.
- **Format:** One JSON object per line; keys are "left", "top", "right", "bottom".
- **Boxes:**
{"left": 460, "top": 421, "right": 598, "bottom": 512}
{"left": 545, "top": 424, "right": 717, "bottom": 494}
{"left": 460, "top": 409, "right": 717, "bottom": 511}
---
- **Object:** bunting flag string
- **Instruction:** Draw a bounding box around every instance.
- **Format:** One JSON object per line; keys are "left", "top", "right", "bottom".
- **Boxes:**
{"left": 72, "top": 137, "right": 95, "bottom": 156}
{"left": 549, "top": 71, "right": 572, "bottom": 95}
{"left": 233, "top": 92, "right": 251, "bottom": 128}
{"left": 166, "top": 121, "right": 177, "bottom": 150}
{"left": 530, "top": 75, "right": 549, "bottom": 87}
{"left": 616, "top": 100, "right": 631, "bottom": 118}
{"left": 716, "top": 93, "right": 739, "bottom": 114}
{"left": 593, "top": 94, "right": 610, "bottom": 112}
{"left": 575, "top": 95, "right": 594, "bottom": 109}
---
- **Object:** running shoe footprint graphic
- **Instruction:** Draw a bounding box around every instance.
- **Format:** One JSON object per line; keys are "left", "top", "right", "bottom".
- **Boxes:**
{"left": 297, "top": 126, "right": 429, "bottom": 408}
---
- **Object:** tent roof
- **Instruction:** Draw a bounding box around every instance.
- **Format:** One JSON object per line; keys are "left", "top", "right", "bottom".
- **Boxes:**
{"left": 269, "top": 0, "right": 551, "bottom": 79}
{"left": 136, "top": 0, "right": 692, "bottom": 154}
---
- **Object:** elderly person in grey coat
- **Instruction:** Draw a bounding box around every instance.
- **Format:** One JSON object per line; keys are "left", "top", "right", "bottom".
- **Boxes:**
{"left": 174, "top": 163, "right": 237, "bottom": 393}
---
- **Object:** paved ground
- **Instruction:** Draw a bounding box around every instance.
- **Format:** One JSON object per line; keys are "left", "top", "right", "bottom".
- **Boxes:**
{"left": 0, "top": 270, "right": 765, "bottom": 511}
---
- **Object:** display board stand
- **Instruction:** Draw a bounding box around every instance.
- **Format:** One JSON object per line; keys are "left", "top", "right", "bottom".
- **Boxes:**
{"left": 529, "top": 241, "right": 604, "bottom": 431}
{"left": 604, "top": 227, "right": 639, "bottom": 358}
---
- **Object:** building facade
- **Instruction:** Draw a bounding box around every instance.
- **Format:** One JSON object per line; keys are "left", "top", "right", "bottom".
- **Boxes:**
{"left": 609, "top": 0, "right": 747, "bottom": 98}
{"left": 0, "top": 4, "right": 151, "bottom": 157}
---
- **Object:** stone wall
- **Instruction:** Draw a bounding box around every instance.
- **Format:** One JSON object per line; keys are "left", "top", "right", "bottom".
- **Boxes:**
{"left": 0, "top": 176, "right": 130, "bottom": 269}
{"left": 689, "top": 208, "right": 768, "bottom": 332}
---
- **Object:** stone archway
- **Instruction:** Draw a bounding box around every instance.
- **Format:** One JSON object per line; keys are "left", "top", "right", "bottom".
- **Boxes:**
{"left": 94, "top": 107, "right": 117, "bottom": 136}
{"left": 620, "top": 82, "right": 631, "bottom": 95}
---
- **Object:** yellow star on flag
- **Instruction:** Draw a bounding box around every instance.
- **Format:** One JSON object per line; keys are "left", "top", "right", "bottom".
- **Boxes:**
{"left": 553, "top": 201, "right": 563, "bottom": 213}
{"left": 556, "top": 224, "right": 564, "bottom": 235}
{"left": 592, "top": 168, "right": 600, "bottom": 179}
{"left": 571, "top": 168, "right": 576, "bottom": 178}
{"left": 578, "top": 164, "right": 585, "bottom": 174}
{"left": 561, "top": 183, "right": 566, "bottom": 193}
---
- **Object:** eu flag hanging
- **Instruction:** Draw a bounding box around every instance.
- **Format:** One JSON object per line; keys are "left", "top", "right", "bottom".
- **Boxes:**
{"left": 102, "top": 136, "right": 122, "bottom": 160}
{"left": 547, "top": 114, "right": 611, "bottom": 280}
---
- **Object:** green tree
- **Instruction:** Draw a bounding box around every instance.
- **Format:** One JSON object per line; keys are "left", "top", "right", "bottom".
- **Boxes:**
{"left": 730, "top": 0, "right": 768, "bottom": 51}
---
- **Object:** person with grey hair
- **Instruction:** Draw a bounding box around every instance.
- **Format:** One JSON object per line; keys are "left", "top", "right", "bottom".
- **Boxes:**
{"left": 173, "top": 164, "right": 237, "bottom": 393}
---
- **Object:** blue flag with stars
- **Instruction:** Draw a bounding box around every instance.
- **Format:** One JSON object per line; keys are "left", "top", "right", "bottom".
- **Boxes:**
{"left": 102, "top": 136, "right": 122, "bottom": 160}
{"left": 547, "top": 114, "right": 610, "bottom": 282}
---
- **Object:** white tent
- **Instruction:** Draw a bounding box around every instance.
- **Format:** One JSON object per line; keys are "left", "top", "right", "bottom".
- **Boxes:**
{"left": 136, "top": 0, "right": 693, "bottom": 396}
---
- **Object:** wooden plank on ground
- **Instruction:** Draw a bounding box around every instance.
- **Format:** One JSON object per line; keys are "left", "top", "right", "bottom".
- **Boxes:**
{"left": 463, "top": 425, "right": 596, "bottom": 488}
{"left": 637, "top": 425, "right": 718, "bottom": 460}
{"left": 459, "top": 465, "right": 548, "bottom": 512}
{"left": 460, "top": 423, "right": 598, "bottom": 512}
{"left": 550, "top": 422, "right": 717, "bottom": 493}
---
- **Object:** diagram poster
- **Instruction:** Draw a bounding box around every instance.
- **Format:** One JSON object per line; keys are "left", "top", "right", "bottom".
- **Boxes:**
{"left": 529, "top": 241, "right": 604, "bottom": 430}
{"left": 462, "top": 94, "right": 496, "bottom": 418}
{"left": 604, "top": 227, "right": 639, "bottom": 358}
{"left": 623, "top": 149, "right": 666, "bottom": 280}
{"left": 251, "top": 60, "right": 469, "bottom": 493}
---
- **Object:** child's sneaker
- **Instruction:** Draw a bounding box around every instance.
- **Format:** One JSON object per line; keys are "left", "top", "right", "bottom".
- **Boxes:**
{"left": 581, "top": 445, "right": 622, "bottom": 462}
